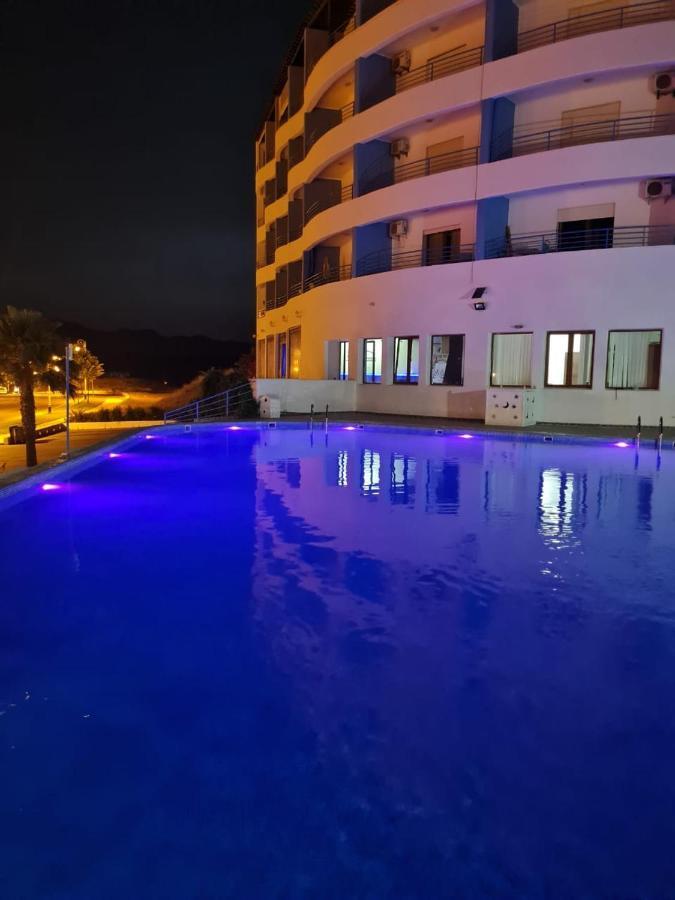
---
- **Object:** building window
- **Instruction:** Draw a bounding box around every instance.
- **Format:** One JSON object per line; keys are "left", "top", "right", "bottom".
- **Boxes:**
{"left": 430, "top": 335, "right": 464, "bottom": 385}
{"left": 606, "top": 330, "right": 662, "bottom": 390}
{"left": 338, "top": 341, "right": 349, "bottom": 381}
{"left": 490, "top": 333, "right": 533, "bottom": 387}
{"left": 257, "top": 339, "right": 266, "bottom": 377}
{"left": 394, "top": 336, "right": 419, "bottom": 384}
{"left": 557, "top": 217, "right": 614, "bottom": 252}
{"left": 277, "top": 333, "right": 287, "bottom": 378}
{"left": 288, "top": 327, "right": 301, "bottom": 379}
{"left": 265, "top": 335, "right": 275, "bottom": 379}
{"left": 545, "top": 331, "right": 594, "bottom": 388}
{"left": 363, "top": 338, "right": 382, "bottom": 384}
{"left": 423, "top": 229, "right": 461, "bottom": 266}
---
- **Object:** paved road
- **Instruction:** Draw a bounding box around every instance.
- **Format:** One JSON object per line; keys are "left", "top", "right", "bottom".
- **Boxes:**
{"left": 0, "top": 394, "right": 68, "bottom": 430}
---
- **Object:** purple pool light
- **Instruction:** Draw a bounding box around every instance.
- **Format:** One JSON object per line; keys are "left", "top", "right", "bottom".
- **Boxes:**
{"left": 144, "top": 434, "right": 156, "bottom": 440}
{"left": 108, "top": 452, "right": 121, "bottom": 458}
{"left": 615, "top": 441, "right": 630, "bottom": 448}
{"left": 41, "top": 483, "right": 61, "bottom": 492}
{"left": 344, "top": 426, "right": 356, "bottom": 431}
{"left": 459, "top": 433, "right": 474, "bottom": 440}
{"left": 228, "top": 425, "right": 242, "bottom": 431}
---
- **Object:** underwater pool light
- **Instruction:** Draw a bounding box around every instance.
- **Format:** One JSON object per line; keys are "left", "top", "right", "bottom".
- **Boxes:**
{"left": 459, "top": 434, "right": 474, "bottom": 439}
{"left": 108, "top": 452, "right": 121, "bottom": 458}
{"left": 344, "top": 426, "right": 356, "bottom": 431}
{"left": 614, "top": 441, "right": 630, "bottom": 448}
{"left": 41, "top": 483, "right": 61, "bottom": 491}
{"left": 229, "top": 425, "right": 241, "bottom": 431}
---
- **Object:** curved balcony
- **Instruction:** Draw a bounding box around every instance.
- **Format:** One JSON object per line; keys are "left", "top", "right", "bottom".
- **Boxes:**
{"left": 491, "top": 112, "right": 675, "bottom": 162}
{"left": 357, "top": 242, "right": 475, "bottom": 276}
{"left": 395, "top": 44, "right": 483, "bottom": 93}
{"left": 517, "top": 0, "right": 673, "bottom": 53}
{"left": 361, "top": 144, "right": 479, "bottom": 194}
{"left": 486, "top": 223, "right": 675, "bottom": 258}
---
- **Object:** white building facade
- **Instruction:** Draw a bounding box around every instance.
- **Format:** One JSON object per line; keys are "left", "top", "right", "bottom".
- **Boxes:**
{"left": 254, "top": 0, "right": 675, "bottom": 426}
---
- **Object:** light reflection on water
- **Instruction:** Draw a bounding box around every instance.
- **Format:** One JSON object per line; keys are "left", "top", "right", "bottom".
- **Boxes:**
{"left": 0, "top": 427, "right": 674, "bottom": 898}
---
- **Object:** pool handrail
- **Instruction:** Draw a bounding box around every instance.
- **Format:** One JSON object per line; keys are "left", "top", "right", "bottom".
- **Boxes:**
{"left": 163, "top": 382, "right": 254, "bottom": 423}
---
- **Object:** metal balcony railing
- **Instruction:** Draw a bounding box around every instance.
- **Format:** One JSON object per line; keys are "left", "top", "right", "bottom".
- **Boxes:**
{"left": 485, "top": 224, "right": 675, "bottom": 258}
{"left": 518, "top": 0, "right": 675, "bottom": 53}
{"left": 395, "top": 45, "right": 484, "bottom": 94}
{"left": 304, "top": 183, "right": 354, "bottom": 225}
{"left": 491, "top": 112, "right": 675, "bottom": 161}
{"left": 357, "top": 243, "right": 475, "bottom": 276}
{"left": 303, "top": 263, "right": 353, "bottom": 291}
{"left": 361, "top": 145, "right": 479, "bottom": 194}
{"left": 329, "top": 13, "right": 356, "bottom": 46}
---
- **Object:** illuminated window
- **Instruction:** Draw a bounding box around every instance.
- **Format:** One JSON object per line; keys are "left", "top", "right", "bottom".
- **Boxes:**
{"left": 288, "top": 327, "right": 301, "bottom": 379}
{"left": 363, "top": 338, "right": 382, "bottom": 384}
{"left": 545, "top": 331, "right": 594, "bottom": 387}
{"left": 430, "top": 335, "right": 464, "bottom": 386}
{"left": 393, "top": 336, "right": 419, "bottom": 384}
{"left": 338, "top": 341, "right": 349, "bottom": 381}
{"left": 606, "top": 330, "right": 662, "bottom": 390}
{"left": 490, "top": 333, "right": 533, "bottom": 387}
{"left": 277, "top": 334, "right": 287, "bottom": 378}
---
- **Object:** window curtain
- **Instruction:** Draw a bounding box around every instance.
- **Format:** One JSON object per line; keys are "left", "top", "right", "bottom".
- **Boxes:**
{"left": 607, "top": 331, "right": 660, "bottom": 389}
{"left": 491, "top": 333, "right": 533, "bottom": 386}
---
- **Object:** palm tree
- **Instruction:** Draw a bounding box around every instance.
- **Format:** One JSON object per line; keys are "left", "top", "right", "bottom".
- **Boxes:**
{"left": 0, "top": 306, "right": 61, "bottom": 467}
{"left": 76, "top": 350, "right": 104, "bottom": 401}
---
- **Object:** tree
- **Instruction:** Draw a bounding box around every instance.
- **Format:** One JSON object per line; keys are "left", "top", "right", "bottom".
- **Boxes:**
{"left": 76, "top": 349, "right": 104, "bottom": 400}
{"left": 0, "top": 306, "right": 60, "bottom": 467}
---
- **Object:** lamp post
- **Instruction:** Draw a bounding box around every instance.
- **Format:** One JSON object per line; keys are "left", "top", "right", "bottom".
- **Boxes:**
{"left": 65, "top": 343, "right": 73, "bottom": 457}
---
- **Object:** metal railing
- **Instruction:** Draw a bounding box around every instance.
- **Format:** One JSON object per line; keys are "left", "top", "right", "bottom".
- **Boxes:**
{"left": 303, "top": 263, "right": 353, "bottom": 291}
{"left": 518, "top": 0, "right": 675, "bottom": 53}
{"left": 485, "top": 224, "right": 675, "bottom": 258}
{"left": 491, "top": 112, "right": 675, "bottom": 161}
{"left": 361, "top": 144, "right": 479, "bottom": 194}
{"left": 304, "top": 184, "right": 353, "bottom": 225}
{"left": 164, "top": 383, "right": 254, "bottom": 423}
{"left": 395, "top": 44, "right": 484, "bottom": 94}
{"left": 329, "top": 14, "right": 356, "bottom": 46}
{"left": 357, "top": 243, "right": 475, "bottom": 276}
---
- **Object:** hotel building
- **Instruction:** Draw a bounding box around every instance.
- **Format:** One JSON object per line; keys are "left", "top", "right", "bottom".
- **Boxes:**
{"left": 254, "top": 0, "right": 675, "bottom": 426}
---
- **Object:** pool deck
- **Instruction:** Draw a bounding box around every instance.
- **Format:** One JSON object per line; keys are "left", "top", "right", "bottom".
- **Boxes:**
{"left": 282, "top": 412, "right": 675, "bottom": 444}
{"left": 0, "top": 426, "right": 147, "bottom": 487}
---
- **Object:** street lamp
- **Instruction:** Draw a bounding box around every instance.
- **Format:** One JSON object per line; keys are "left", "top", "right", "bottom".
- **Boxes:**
{"left": 64, "top": 343, "right": 82, "bottom": 457}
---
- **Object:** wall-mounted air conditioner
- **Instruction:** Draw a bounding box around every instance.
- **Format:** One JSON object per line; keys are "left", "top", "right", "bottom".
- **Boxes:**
{"left": 649, "top": 71, "right": 675, "bottom": 96}
{"left": 391, "top": 50, "right": 411, "bottom": 75}
{"left": 390, "top": 137, "right": 410, "bottom": 158}
{"left": 388, "top": 219, "right": 409, "bottom": 238}
{"left": 639, "top": 178, "right": 673, "bottom": 201}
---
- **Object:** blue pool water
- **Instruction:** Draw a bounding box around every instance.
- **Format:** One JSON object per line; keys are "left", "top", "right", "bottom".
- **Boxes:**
{"left": 1, "top": 424, "right": 675, "bottom": 898}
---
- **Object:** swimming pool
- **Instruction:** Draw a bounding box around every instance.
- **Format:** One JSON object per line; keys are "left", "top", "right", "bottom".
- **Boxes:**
{"left": 1, "top": 424, "right": 674, "bottom": 897}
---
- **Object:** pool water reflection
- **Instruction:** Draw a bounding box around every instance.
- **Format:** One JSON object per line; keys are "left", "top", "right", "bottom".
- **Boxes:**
{"left": 0, "top": 426, "right": 674, "bottom": 897}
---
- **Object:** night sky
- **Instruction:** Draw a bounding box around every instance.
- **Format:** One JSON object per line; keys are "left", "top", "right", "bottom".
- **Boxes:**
{"left": 1, "top": 0, "right": 309, "bottom": 340}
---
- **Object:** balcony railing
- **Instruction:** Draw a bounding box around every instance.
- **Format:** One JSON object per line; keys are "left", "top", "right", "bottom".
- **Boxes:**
{"left": 491, "top": 112, "right": 675, "bottom": 161}
{"left": 518, "top": 0, "right": 675, "bottom": 53}
{"left": 304, "top": 263, "right": 353, "bottom": 292}
{"left": 361, "top": 144, "right": 479, "bottom": 194}
{"left": 329, "top": 14, "right": 356, "bottom": 46}
{"left": 357, "top": 243, "right": 475, "bottom": 276}
{"left": 304, "top": 184, "right": 353, "bottom": 226}
{"left": 395, "top": 45, "right": 484, "bottom": 94}
{"left": 485, "top": 223, "right": 675, "bottom": 258}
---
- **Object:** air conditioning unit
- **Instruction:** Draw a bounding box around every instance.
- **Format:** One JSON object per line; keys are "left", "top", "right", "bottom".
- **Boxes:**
{"left": 640, "top": 178, "right": 673, "bottom": 201}
{"left": 390, "top": 137, "right": 410, "bottom": 158}
{"left": 388, "top": 219, "right": 409, "bottom": 238}
{"left": 391, "top": 50, "right": 411, "bottom": 75}
{"left": 649, "top": 71, "right": 675, "bottom": 96}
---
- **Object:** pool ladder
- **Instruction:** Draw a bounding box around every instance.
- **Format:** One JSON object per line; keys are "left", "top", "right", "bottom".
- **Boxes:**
{"left": 308, "top": 404, "right": 329, "bottom": 433}
{"left": 635, "top": 416, "right": 665, "bottom": 451}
